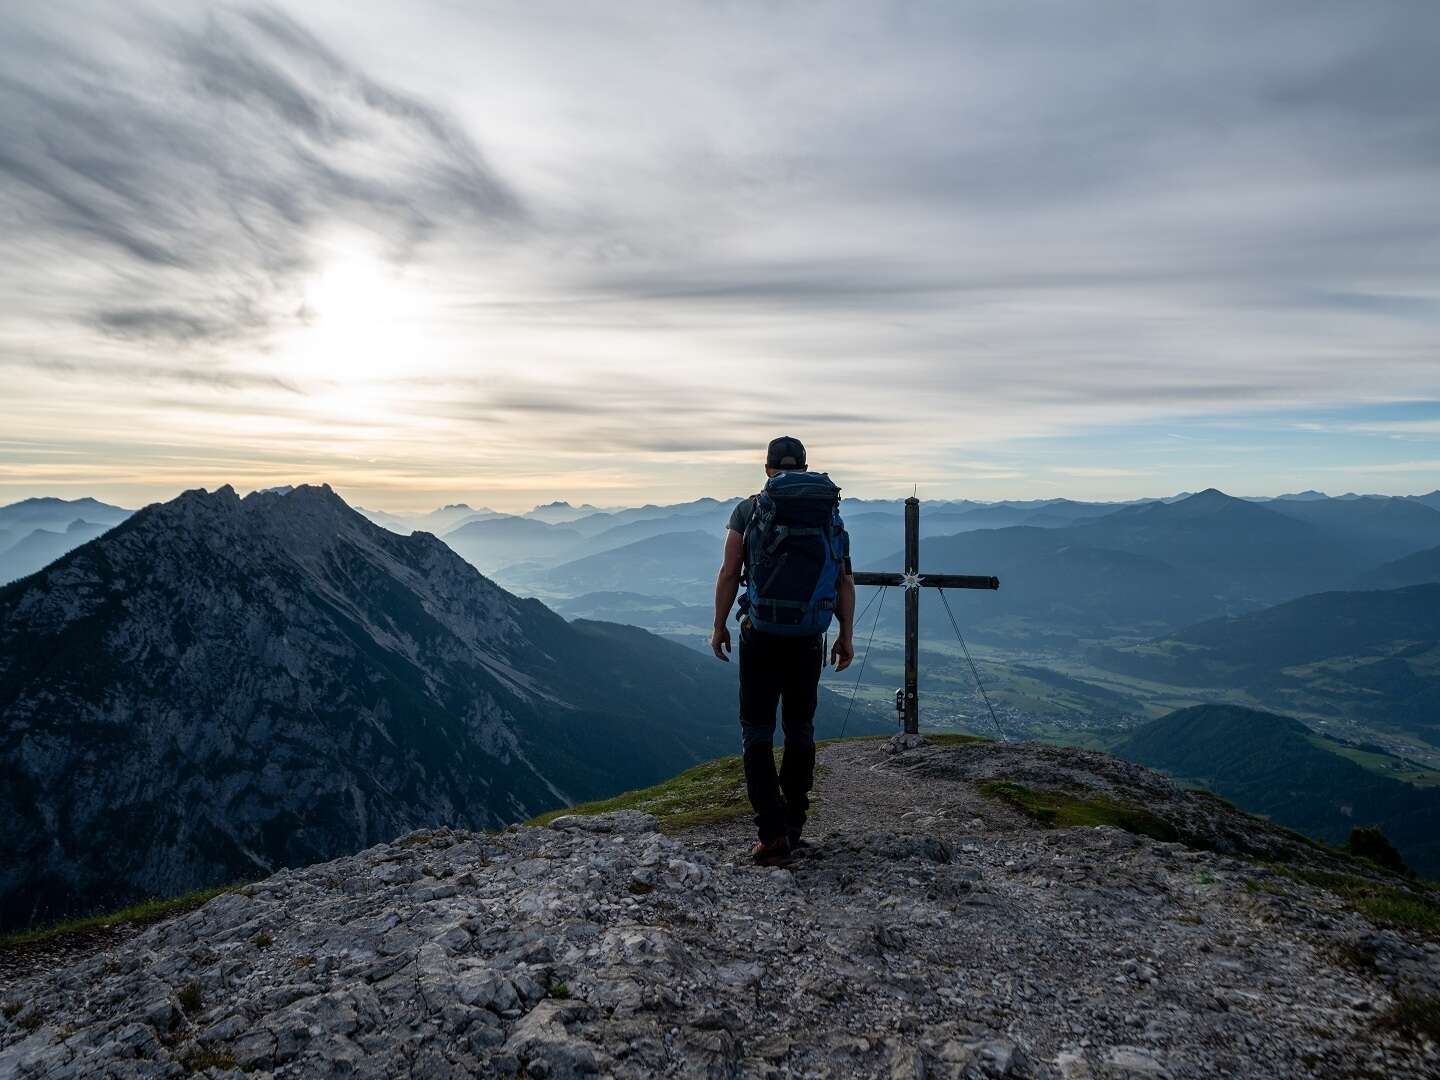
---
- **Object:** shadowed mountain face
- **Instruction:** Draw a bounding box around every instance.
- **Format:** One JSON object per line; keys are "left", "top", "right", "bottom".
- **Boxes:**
{"left": 529, "top": 531, "right": 722, "bottom": 597}
{"left": 1356, "top": 543, "right": 1440, "bottom": 590}
{"left": 1116, "top": 704, "right": 1440, "bottom": 878}
{"left": 0, "top": 485, "right": 759, "bottom": 932}
{"left": 1160, "top": 584, "right": 1440, "bottom": 667}
{"left": 1090, "top": 584, "right": 1440, "bottom": 749}
{"left": 869, "top": 526, "right": 1218, "bottom": 645}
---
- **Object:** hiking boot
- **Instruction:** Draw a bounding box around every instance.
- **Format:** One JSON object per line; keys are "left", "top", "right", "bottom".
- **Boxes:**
{"left": 787, "top": 832, "right": 811, "bottom": 853}
{"left": 751, "top": 837, "right": 792, "bottom": 866}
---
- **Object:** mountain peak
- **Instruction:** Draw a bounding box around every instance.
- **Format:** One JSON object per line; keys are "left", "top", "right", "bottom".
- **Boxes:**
{"left": 0, "top": 480, "right": 750, "bottom": 934}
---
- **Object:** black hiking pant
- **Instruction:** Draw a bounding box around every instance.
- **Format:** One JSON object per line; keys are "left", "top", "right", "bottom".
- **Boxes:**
{"left": 737, "top": 621, "right": 821, "bottom": 844}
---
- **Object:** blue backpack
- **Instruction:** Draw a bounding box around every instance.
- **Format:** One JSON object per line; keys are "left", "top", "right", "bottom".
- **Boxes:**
{"left": 739, "top": 471, "right": 848, "bottom": 636}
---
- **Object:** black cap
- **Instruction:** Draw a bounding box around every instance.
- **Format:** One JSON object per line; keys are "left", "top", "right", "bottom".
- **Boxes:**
{"left": 766, "top": 435, "right": 807, "bottom": 470}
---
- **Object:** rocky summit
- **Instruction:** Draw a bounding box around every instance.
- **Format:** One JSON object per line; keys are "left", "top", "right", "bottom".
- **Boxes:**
{"left": 3, "top": 738, "right": 1439, "bottom": 1078}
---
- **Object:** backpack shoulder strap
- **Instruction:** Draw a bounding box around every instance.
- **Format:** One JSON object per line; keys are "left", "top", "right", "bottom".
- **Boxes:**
{"left": 739, "top": 494, "right": 762, "bottom": 581}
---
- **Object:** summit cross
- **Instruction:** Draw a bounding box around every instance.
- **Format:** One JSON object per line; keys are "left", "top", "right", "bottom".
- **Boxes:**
{"left": 851, "top": 496, "right": 1000, "bottom": 735}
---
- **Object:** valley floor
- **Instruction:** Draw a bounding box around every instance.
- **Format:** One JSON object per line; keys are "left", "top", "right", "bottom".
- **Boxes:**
{"left": 2, "top": 740, "right": 1438, "bottom": 1078}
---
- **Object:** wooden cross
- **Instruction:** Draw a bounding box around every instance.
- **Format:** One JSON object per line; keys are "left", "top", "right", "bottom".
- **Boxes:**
{"left": 851, "top": 496, "right": 1000, "bottom": 735}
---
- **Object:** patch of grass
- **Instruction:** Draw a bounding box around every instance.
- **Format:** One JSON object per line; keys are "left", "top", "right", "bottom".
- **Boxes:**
{"left": 1244, "top": 877, "right": 1289, "bottom": 897}
{"left": 1324, "top": 939, "right": 1378, "bottom": 975}
{"left": 1, "top": 1001, "right": 21, "bottom": 1020}
{"left": 528, "top": 750, "right": 782, "bottom": 831}
{"left": 177, "top": 981, "right": 203, "bottom": 1014}
{"left": 924, "top": 733, "right": 992, "bottom": 747}
{"left": 16, "top": 1010, "right": 43, "bottom": 1032}
{"left": 251, "top": 929, "right": 274, "bottom": 949}
{"left": 0, "top": 885, "right": 233, "bottom": 951}
{"left": 975, "top": 779, "right": 1180, "bottom": 843}
{"left": 1379, "top": 993, "right": 1440, "bottom": 1044}
{"left": 1286, "top": 868, "right": 1440, "bottom": 937}
{"left": 180, "top": 1048, "right": 239, "bottom": 1073}
{"left": 1187, "top": 789, "right": 1246, "bottom": 815}
{"left": 547, "top": 981, "right": 571, "bottom": 999}
{"left": 1354, "top": 892, "right": 1440, "bottom": 936}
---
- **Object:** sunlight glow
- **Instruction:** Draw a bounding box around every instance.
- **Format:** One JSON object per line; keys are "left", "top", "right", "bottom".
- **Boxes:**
{"left": 286, "top": 243, "right": 434, "bottom": 388}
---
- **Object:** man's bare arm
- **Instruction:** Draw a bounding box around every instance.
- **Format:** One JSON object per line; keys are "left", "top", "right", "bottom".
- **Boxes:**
{"left": 830, "top": 572, "right": 855, "bottom": 671}
{"left": 710, "top": 529, "right": 744, "bottom": 661}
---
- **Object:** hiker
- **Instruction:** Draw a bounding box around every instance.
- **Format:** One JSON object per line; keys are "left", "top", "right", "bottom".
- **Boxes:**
{"left": 711, "top": 435, "right": 855, "bottom": 865}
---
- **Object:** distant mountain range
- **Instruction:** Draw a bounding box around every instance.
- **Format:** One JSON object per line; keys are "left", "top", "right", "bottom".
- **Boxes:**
{"left": 0, "top": 496, "right": 132, "bottom": 584}
{"left": 861, "top": 489, "right": 1440, "bottom": 644}
{"left": 0, "top": 485, "right": 861, "bottom": 931}
{"left": 1116, "top": 704, "right": 1440, "bottom": 877}
{"left": 337, "top": 489, "right": 1440, "bottom": 637}
{"left": 11, "top": 486, "right": 1440, "bottom": 646}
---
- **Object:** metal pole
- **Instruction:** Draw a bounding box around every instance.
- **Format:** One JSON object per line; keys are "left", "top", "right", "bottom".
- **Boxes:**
{"left": 904, "top": 496, "right": 919, "bottom": 734}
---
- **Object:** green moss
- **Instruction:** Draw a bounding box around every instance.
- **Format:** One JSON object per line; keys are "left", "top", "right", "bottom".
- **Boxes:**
{"left": 177, "top": 981, "right": 203, "bottom": 1014}
{"left": 1347, "top": 826, "right": 1411, "bottom": 877}
{"left": 1379, "top": 993, "right": 1440, "bottom": 1044}
{"left": 547, "top": 981, "right": 571, "bottom": 999}
{"left": 1243, "top": 877, "right": 1289, "bottom": 897}
{"left": 975, "top": 779, "right": 1180, "bottom": 843}
{"left": 0, "top": 885, "right": 233, "bottom": 951}
{"left": 180, "top": 1048, "right": 239, "bottom": 1073}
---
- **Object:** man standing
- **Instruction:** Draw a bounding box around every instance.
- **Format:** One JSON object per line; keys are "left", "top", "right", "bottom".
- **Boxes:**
{"left": 711, "top": 436, "right": 855, "bottom": 865}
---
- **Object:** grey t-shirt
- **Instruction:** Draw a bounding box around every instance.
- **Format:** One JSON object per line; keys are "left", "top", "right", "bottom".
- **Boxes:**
{"left": 726, "top": 497, "right": 756, "bottom": 535}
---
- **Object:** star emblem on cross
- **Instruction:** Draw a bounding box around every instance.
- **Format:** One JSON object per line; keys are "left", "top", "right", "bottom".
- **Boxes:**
{"left": 900, "top": 570, "right": 924, "bottom": 591}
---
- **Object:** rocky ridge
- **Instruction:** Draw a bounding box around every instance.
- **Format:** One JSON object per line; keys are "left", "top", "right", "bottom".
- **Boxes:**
{"left": 3, "top": 738, "right": 1438, "bottom": 1078}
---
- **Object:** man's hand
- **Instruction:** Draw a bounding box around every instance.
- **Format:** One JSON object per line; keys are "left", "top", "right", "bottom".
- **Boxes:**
{"left": 830, "top": 633, "right": 854, "bottom": 672}
{"left": 710, "top": 625, "right": 732, "bottom": 661}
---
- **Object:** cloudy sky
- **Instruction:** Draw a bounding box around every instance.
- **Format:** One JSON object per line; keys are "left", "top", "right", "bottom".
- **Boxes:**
{"left": 2, "top": 1, "right": 1438, "bottom": 511}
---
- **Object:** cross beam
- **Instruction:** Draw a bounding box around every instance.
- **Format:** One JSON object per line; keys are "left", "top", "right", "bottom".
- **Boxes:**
{"left": 850, "top": 496, "right": 999, "bottom": 735}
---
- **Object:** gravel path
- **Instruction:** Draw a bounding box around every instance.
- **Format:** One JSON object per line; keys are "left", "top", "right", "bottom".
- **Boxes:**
{"left": 3, "top": 737, "right": 1437, "bottom": 1078}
